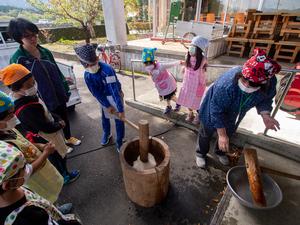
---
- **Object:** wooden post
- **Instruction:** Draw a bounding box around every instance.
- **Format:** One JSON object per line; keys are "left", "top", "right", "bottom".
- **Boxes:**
{"left": 244, "top": 148, "right": 267, "bottom": 207}
{"left": 139, "top": 120, "right": 149, "bottom": 163}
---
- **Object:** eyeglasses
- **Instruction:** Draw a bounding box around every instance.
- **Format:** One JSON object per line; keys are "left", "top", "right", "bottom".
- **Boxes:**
{"left": 23, "top": 33, "right": 38, "bottom": 39}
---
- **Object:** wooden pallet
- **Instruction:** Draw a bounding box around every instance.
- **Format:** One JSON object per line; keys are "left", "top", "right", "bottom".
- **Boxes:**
{"left": 228, "top": 20, "right": 252, "bottom": 38}
{"left": 280, "top": 13, "right": 300, "bottom": 41}
{"left": 226, "top": 37, "right": 249, "bottom": 57}
{"left": 252, "top": 12, "right": 281, "bottom": 39}
{"left": 248, "top": 39, "right": 274, "bottom": 57}
{"left": 274, "top": 41, "right": 300, "bottom": 63}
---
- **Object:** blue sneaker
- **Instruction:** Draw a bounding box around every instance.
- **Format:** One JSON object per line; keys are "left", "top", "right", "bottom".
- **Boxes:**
{"left": 64, "top": 170, "right": 80, "bottom": 185}
{"left": 101, "top": 133, "right": 112, "bottom": 146}
{"left": 116, "top": 140, "right": 123, "bottom": 153}
{"left": 163, "top": 106, "right": 172, "bottom": 114}
{"left": 57, "top": 203, "right": 73, "bottom": 215}
{"left": 174, "top": 104, "right": 181, "bottom": 112}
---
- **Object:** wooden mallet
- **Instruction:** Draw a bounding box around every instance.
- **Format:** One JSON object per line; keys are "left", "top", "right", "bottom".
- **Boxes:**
{"left": 244, "top": 148, "right": 267, "bottom": 207}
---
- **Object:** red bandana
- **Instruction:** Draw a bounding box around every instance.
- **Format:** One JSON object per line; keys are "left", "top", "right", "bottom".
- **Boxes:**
{"left": 242, "top": 48, "right": 281, "bottom": 84}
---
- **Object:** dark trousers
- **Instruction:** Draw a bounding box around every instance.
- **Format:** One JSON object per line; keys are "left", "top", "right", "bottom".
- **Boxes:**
{"left": 196, "top": 122, "right": 230, "bottom": 158}
{"left": 51, "top": 104, "right": 71, "bottom": 139}
{"left": 48, "top": 151, "right": 69, "bottom": 177}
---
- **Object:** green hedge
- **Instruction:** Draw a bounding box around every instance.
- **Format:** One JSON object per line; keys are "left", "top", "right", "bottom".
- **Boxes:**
{"left": 127, "top": 22, "right": 152, "bottom": 31}
{"left": 39, "top": 25, "right": 106, "bottom": 43}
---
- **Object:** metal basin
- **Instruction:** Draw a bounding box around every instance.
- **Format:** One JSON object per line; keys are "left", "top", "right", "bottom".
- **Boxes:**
{"left": 226, "top": 166, "right": 282, "bottom": 210}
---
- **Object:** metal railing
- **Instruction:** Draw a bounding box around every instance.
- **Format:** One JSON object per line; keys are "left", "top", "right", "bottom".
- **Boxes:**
{"left": 130, "top": 59, "right": 300, "bottom": 136}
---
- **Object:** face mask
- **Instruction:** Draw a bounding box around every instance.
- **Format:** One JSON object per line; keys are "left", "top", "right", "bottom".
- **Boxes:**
{"left": 7, "top": 164, "right": 32, "bottom": 189}
{"left": 23, "top": 83, "right": 38, "bottom": 96}
{"left": 189, "top": 46, "right": 196, "bottom": 56}
{"left": 145, "top": 64, "right": 155, "bottom": 72}
{"left": 238, "top": 79, "right": 260, "bottom": 93}
{"left": 86, "top": 63, "right": 100, "bottom": 74}
{"left": 0, "top": 115, "right": 18, "bottom": 131}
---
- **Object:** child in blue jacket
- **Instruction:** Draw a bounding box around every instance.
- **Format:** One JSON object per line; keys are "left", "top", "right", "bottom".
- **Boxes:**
{"left": 74, "top": 44, "right": 125, "bottom": 152}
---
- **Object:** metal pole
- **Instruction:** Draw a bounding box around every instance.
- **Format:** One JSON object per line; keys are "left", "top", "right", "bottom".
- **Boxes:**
{"left": 223, "top": 0, "right": 230, "bottom": 27}
{"left": 258, "top": 0, "right": 265, "bottom": 10}
{"left": 195, "top": 0, "right": 202, "bottom": 22}
{"left": 152, "top": 0, "right": 157, "bottom": 37}
{"left": 131, "top": 60, "right": 137, "bottom": 101}
{"left": 263, "top": 71, "right": 296, "bottom": 135}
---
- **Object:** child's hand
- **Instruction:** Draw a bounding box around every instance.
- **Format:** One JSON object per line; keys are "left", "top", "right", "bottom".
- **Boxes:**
{"left": 179, "top": 60, "right": 186, "bottom": 66}
{"left": 59, "top": 120, "right": 66, "bottom": 128}
{"left": 43, "top": 142, "right": 56, "bottom": 155}
{"left": 107, "top": 106, "right": 116, "bottom": 114}
{"left": 118, "top": 112, "right": 125, "bottom": 121}
{"left": 120, "top": 91, "right": 124, "bottom": 98}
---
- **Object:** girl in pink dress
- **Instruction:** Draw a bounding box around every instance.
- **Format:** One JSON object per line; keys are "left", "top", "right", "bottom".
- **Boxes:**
{"left": 142, "top": 48, "right": 182, "bottom": 114}
{"left": 177, "top": 36, "right": 209, "bottom": 124}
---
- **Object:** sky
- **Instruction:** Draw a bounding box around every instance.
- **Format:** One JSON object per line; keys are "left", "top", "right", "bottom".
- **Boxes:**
{"left": 0, "top": 0, "right": 34, "bottom": 9}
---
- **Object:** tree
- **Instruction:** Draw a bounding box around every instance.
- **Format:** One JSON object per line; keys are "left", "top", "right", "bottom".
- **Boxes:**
{"left": 27, "top": 0, "right": 102, "bottom": 43}
{"left": 124, "top": 0, "right": 139, "bottom": 18}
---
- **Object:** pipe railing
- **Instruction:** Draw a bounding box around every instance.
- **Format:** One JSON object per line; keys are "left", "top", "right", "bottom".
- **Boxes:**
{"left": 130, "top": 59, "right": 300, "bottom": 136}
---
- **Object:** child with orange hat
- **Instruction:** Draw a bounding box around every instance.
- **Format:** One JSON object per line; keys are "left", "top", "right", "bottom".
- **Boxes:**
{"left": 0, "top": 64, "right": 80, "bottom": 185}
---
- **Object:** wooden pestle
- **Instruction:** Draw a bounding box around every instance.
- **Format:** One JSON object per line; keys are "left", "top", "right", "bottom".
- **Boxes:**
{"left": 244, "top": 148, "right": 267, "bottom": 207}
{"left": 138, "top": 120, "right": 149, "bottom": 163}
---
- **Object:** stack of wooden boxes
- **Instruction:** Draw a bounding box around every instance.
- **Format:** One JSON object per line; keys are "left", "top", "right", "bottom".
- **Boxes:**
{"left": 226, "top": 10, "right": 257, "bottom": 57}
{"left": 226, "top": 11, "right": 299, "bottom": 63}
{"left": 248, "top": 12, "right": 281, "bottom": 57}
{"left": 274, "top": 13, "right": 300, "bottom": 63}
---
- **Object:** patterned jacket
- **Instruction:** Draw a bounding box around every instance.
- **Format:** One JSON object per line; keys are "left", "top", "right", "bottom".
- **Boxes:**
{"left": 199, "top": 66, "right": 277, "bottom": 135}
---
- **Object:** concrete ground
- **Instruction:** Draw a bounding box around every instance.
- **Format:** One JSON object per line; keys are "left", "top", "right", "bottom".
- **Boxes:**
{"left": 58, "top": 59, "right": 228, "bottom": 225}
{"left": 220, "top": 145, "right": 300, "bottom": 225}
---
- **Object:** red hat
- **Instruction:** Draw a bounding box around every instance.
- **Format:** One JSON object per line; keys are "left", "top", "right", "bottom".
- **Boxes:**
{"left": 242, "top": 48, "right": 281, "bottom": 84}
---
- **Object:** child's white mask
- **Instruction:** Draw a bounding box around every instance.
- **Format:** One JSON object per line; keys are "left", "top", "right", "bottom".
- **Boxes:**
{"left": 86, "top": 63, "right": 100, "bottom": 74}
{"left": 145, "top": 65, "right": 155, "bottom": 72}
{"left": 0, "top": 115, "right": 18, "bottom": 131}
{"left": 238, "top": 79, "right": 260, "bottom": 93}
{"left": 189, "top": 46, "right": 196, "bottom": 56}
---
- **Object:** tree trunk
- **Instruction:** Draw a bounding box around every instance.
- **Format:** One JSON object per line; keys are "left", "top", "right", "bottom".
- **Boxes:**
{"left": 82, "top": 25, "right": 91, "bottom": 44}
{"left": 87, "top": 22, "right": 96, "bottom": 39}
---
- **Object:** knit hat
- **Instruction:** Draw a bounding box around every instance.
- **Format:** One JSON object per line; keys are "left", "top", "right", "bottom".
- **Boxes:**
{"left": 0, "top": 64, "right": 31, "bottom": 86}
{"left": 0, "top": 140, "right": 25, "bottom": 185}
{"left": 191, "top": 36, "right": 209, "bottom": 52}
{"left": 74, "top": 44, "right": 98, "bottom": 67}
{"left": 0, "top": 91, "right": 14, "bottom": 113}
{"left": 242, "top": 48, "right": 281, "bottom": 84}
{"left": 142, "top": 48, "right": 157, "bottom": 63}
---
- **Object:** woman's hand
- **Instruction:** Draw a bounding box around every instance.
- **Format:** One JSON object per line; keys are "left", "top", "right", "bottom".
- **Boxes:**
{"left": 262, "top": 114, "right": 280, "bottom": 131}
{"left": 217, "top": 128, "right": 229, "bottom": 152}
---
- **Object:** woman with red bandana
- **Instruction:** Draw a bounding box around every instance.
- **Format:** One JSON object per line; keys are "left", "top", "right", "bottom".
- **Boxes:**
{"left": 195, "top": 49, "right": 281, "bottom": 168}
